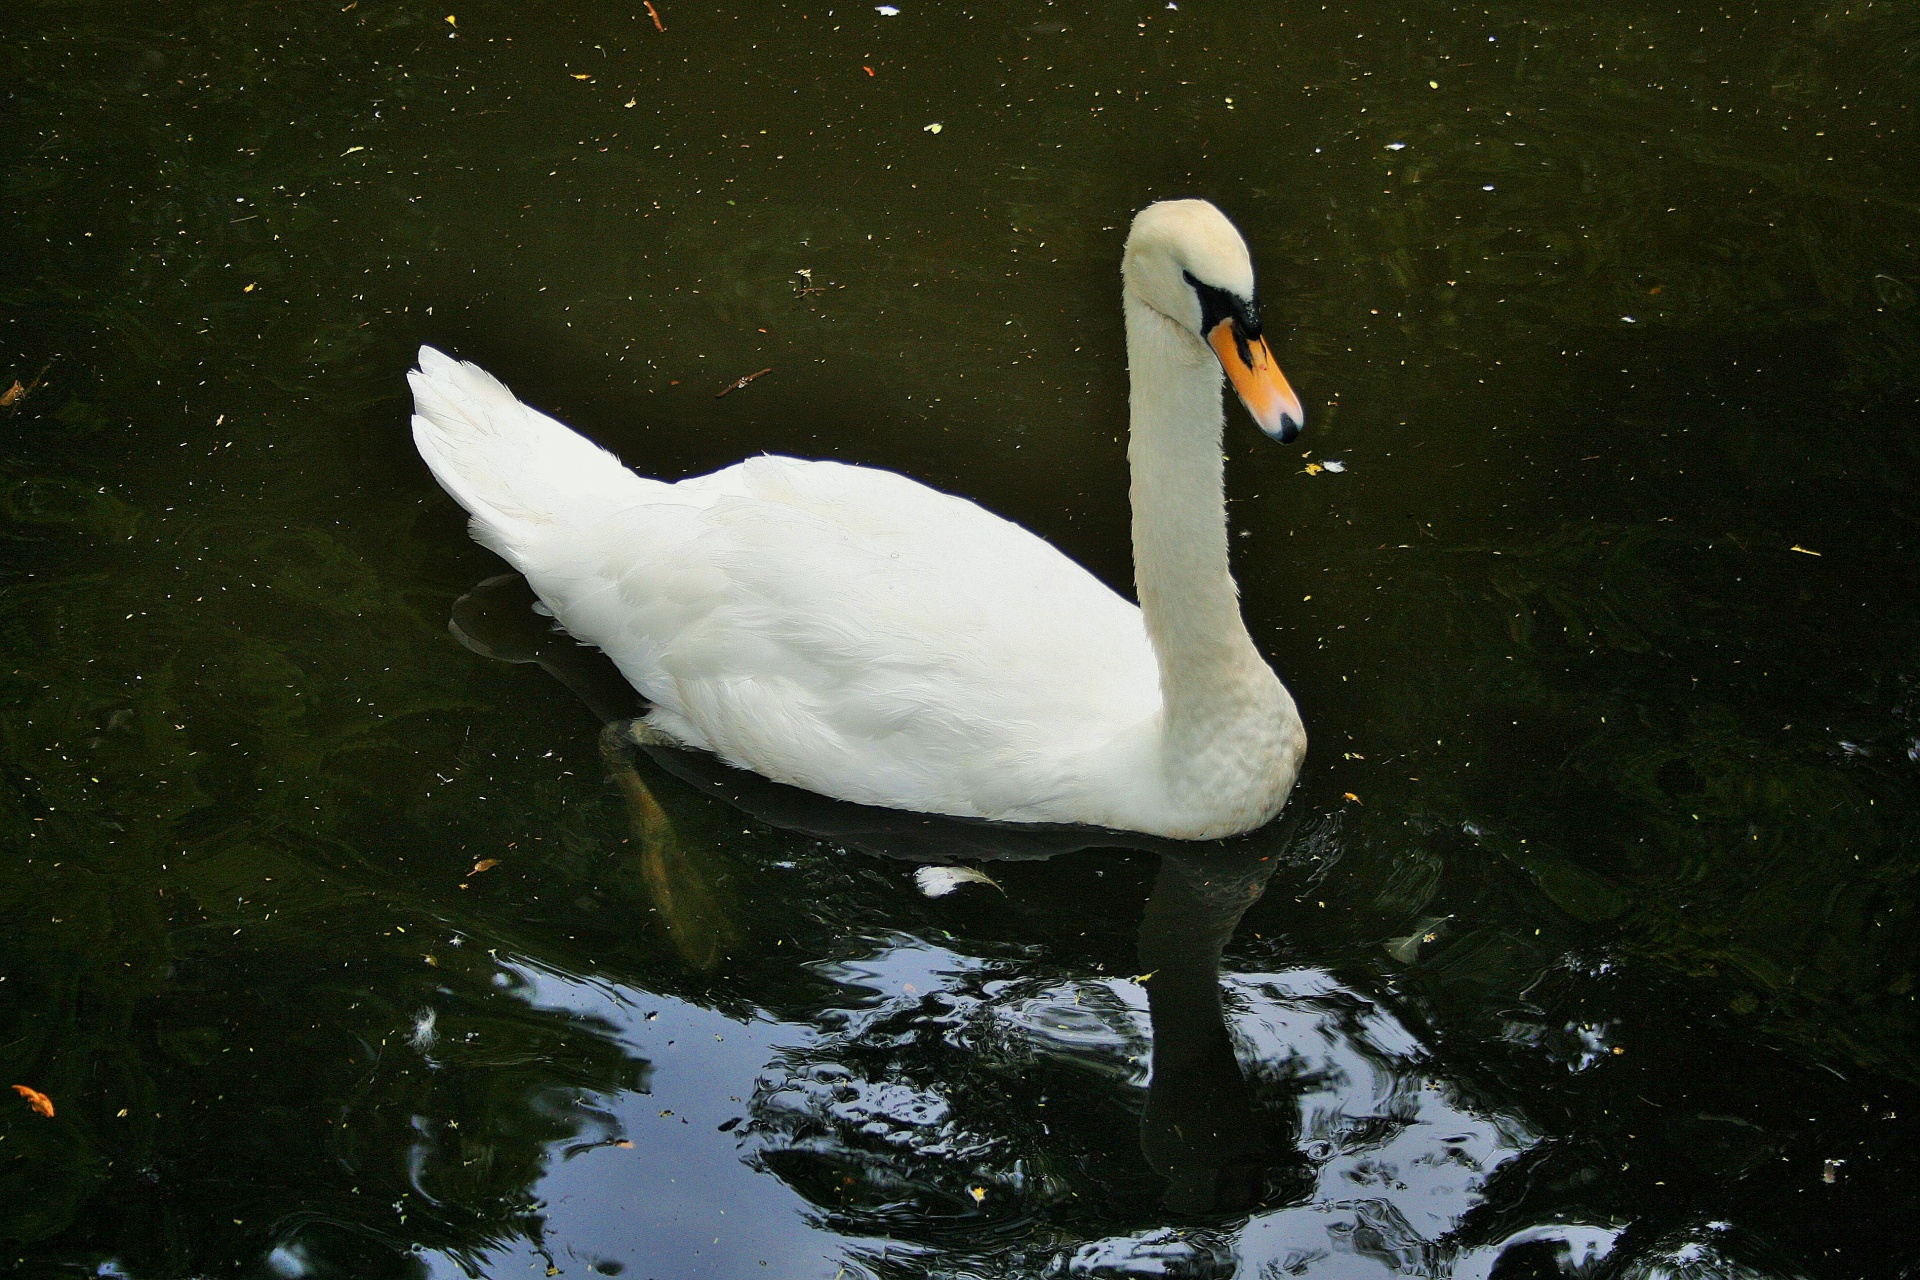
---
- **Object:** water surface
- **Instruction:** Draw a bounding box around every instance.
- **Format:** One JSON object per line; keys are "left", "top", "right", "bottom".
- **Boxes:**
{"left": 4, "top": 1, "right": 1918, "bottom": 1276}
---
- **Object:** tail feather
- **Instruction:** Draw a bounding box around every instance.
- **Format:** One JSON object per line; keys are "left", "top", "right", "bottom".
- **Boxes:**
{"left": 408, "top": 345, "right": 654, "bottom": 565}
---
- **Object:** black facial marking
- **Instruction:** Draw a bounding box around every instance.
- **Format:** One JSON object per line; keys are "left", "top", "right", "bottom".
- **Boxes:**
{"left": 1183, "top": 269, "right": 1262, "bottom": 366}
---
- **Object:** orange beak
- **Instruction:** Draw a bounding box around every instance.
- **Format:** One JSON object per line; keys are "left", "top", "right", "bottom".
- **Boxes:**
{"left": 1208, "top": 320, "right": 1305, "bottom": 442}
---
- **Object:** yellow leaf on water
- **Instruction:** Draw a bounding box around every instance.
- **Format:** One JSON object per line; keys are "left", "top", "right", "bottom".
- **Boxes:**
{"left": 470, "top": 858, "right": 500, "bottom": 875}
{"left": 1343, "top": 792, "right": 1362, "bottom": 804}
{"left": 571, "top": 73, "right": 593, "bottom": 80}
{"left": 1303, "top": 462, "right": 1324, "bottom": 476}
{"left": 445, "top": 13, "right": 456, "bottom": 25}
{"left": 1789, "top": 545, "right": 1822, "bottom": 556}
{"left": 12, "top": 1085, "right": 54, "bottom": 1118}
{"left": 968, "top": 1186, "right": 986, "bottom": 1204}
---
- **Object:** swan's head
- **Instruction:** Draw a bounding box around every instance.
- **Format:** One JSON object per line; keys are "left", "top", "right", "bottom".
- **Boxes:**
{"left": 1123, "top": 199, "right": 1305, "bottom": 442}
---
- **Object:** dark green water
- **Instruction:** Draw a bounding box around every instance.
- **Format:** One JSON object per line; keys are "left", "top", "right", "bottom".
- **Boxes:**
{"left": 5, "top": 0, "right": 1919, "bottom": 1275}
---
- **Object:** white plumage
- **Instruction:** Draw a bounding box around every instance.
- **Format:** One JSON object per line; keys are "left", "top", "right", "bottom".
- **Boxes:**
{"left": 410, "top": 199, "right": 1307, "bottom": 839}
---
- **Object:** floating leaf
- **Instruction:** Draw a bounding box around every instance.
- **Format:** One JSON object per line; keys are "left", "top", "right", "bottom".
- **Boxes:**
{"left": 470, "top": 858, "right": 500, "bottom": 875}
{"left": 12, "top": 1085, "right": 54, "bottom": 1118}
{"left": 913, "top": 865, "right": 1003, "bottom": 897}
{"left": 1, "top": 363, "right": 48, "bottom": 410}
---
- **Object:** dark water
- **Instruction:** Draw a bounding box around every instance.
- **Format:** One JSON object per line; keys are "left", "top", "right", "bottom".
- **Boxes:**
{"left": 5, "top": 0, "right": 1919, "bottom": 1275}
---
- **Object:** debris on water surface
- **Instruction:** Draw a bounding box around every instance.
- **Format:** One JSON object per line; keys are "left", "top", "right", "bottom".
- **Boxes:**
{"left": 792, "top": 268, "right": 843, "bottom": 305}
{"left": 716, "top": 367, "right": 773, "bottom": 397}
{"left": 1823, "top": 1158, "right": 1846, "bottom": 1184}
{"left": 876, "top": 5, "right": 900, "bottom": 13}
{"left": 12, "top": 1085, "right": 54, "bottom": 1117}
{"left": 1789, "top": 544, "right": 1822, "bottom": 556}
{"left": 644, "top": 1, "right": 665, "bottom": 31}
{"left": 923, "top": 122, "right": 943, "bottom": 133}
{"left": 0, "top": 362, "right": 50, "bottom": 411}
{"left": 968, "top": 1186, "right": 987, "bottom": 1204}
{"left": 1303, "top": 462, "right": 1323, "bottom": 476}
{"left": 1322, "top": 459, "right": 1346, "bottom": 472}
{"left": 913, "top": 865, "right": 1003, "bottom": 897}
{"left": 1384, "top": 915, "right": 1454, "bottom": 964}
{"left": 470, "top": 857, "right": 501, "bottom": 875}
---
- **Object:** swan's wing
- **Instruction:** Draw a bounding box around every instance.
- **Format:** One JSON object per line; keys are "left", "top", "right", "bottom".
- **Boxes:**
{"left": 524, "top": 456, "right": 1161, "bottom": 819}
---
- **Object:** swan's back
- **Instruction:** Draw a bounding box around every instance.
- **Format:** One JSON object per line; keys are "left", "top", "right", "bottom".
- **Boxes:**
{"left": 557, "top": 456, "right": 1163, "bottom": 820}
{"left": 410, "top": 347, "right": 1163, "bottom": 824}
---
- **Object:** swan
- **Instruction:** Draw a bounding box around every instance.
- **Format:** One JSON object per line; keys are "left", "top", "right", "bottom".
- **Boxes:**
{"left": 409, "top": 198, "right": 1307, "bottom": 840}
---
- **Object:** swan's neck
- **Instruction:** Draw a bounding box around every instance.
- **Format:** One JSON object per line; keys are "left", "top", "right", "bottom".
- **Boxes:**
{"left": 1125, "top": 297, "right": 1276, "bottom": 753}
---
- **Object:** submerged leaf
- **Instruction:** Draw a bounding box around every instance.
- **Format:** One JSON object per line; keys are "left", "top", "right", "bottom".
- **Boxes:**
{"left": 1384, "top": 915, "right": 1455, "bottom": 964}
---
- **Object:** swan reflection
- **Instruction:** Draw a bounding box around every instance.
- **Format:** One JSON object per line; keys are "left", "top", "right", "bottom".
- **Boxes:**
{"left": 440, "top": 572, "right": 1698, "bottom": 1278}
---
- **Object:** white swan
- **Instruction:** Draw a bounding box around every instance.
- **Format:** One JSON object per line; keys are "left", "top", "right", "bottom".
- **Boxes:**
{"left": 409, "top": 199, "right": 1307, "bottom": 839}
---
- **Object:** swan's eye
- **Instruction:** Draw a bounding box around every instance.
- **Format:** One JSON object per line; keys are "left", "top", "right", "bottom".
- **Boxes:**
{"left": 1182, "top": 270, "right": 1262, "bottom": 341}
